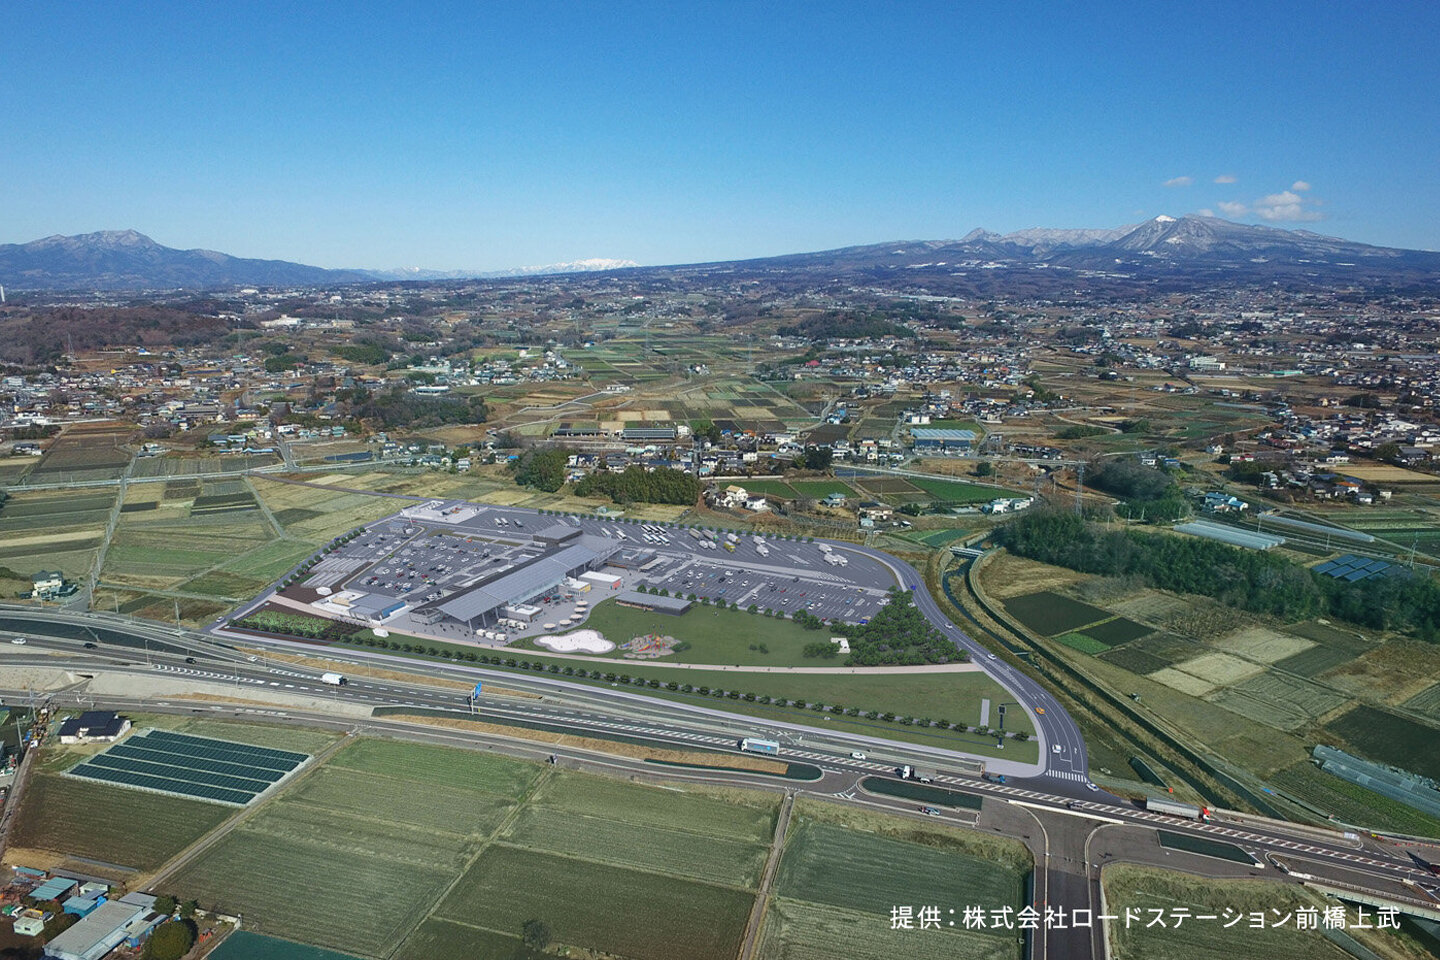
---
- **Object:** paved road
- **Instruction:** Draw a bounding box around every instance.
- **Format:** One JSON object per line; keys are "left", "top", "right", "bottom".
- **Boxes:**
{"left": 204, "top": 496, "right": 1092, "bottom": 789}
{"left": 7, "top": 618, "right": 1440, "bottom": 959}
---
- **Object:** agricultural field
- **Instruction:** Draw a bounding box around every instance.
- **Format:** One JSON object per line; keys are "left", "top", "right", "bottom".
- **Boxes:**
{"left": 1103, "top": 865, "right": 1424, "bottom": 960}
{"left": 0, "top": 488, "right": 116, "bottom": 584}
{"left": 1001, "top": 591, "right": 1109, "bottom": 636}
{"left": 171, "top": 737, "right": 782, "bottom": 960}
{"left": 7, "top": 772, "right": 233, "bottom": 873}
{"left": 171, "top": 740, "right": 541, "bottom": 957}
{"left": 977, "top": 551, "right": 1440, "bottom": 826}
{"left": 758, "top": 799, "right": 1028, "bottom": 960}
{"left": 28, "top": 426, "right": 131, "bottom": 483}
{"left": 557, "top": 597, "right": 833, "bottom": 667}
{"left": 208, "top": 932, "right": 363, "bottom": 960}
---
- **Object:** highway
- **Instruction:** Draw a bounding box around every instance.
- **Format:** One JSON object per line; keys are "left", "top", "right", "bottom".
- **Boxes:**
{"left": 204, "top": 494, "right": 1092, "bottom": 791}
{"left": 4, "top": 607, "right": 1440, "bottom": 960}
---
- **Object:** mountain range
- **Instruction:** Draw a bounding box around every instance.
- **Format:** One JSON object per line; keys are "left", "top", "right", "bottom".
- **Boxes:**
{"left": 2, "top": 218, "right": 1438, "bottom": 292}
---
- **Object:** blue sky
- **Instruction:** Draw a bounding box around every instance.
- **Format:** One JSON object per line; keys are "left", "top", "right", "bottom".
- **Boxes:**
{"left": 4, "top": 2, "right": 1437, "bottom": 268}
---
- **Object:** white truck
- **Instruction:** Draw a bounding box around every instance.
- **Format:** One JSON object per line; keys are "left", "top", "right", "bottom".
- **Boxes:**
{"left": 320, "top": 673, "right": 348, "bottom": 686}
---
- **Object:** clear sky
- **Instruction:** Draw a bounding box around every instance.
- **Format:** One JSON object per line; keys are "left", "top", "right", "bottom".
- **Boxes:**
{"left": 5, "top": 1, "right": 1437, "bottom": 268}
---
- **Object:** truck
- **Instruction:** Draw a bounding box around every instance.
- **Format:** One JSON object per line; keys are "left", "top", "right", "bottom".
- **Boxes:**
{"left": 983, "top": 772, "right": 1007, "bottom": 784}
{"left": 320, "top": 673, "right": 348, "bottom": 686}
{"left": 897, "top": 765, "right": 936, "bottom": 783}
{"left": 1144, "top": 797, "right": 1208, "bottom": 820}
{"left": 739, "top": 737, "right": 780, "bottom": 755}
{"left": 723, "top": 541, "right": 736, "bottom": 552}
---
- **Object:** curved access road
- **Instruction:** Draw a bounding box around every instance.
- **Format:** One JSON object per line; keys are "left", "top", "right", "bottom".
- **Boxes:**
{"left": 829, "top": 541, "right": 1099, "bottom": 797}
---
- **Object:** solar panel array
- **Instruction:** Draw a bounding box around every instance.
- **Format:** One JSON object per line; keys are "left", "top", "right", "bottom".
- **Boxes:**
{"left": 66, "top": 730, "right": 309, "bottom": 806}
{"left": 1313, "top": 553, "right": 1399, "bottom": 582}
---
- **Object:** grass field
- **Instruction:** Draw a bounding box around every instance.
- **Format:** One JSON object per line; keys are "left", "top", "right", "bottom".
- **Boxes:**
{"left": 9, "top": 773, "right": 232, "bottom": 872}
{"left": 905, "top": 476, "right": 998, "bottom": 503}
{"left": 349, "top": 632, "right": 1036, "bottom": 755}
{"left": 569, "top": 596, "right": 835, "bottom": 666}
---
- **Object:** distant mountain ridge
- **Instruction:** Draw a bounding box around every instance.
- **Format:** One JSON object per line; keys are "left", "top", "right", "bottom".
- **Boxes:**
{"left": 0, "top": 230, "right": 369, "bottom": 291}
{"left": 0, "top": 230, "right": 638, "bottom": 291}
{"left": 3, "top": 217, "right": 1438, "bottom": 292}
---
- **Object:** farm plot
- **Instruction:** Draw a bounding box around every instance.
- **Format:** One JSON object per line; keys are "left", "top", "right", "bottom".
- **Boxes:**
{"left": 1056, "top": 632, "right": 1110, "bottom": 654}
{"left": 1105, "top": 866, "right": 1361, "bottom": 960}
{"left": 393, "top": 920, "right": 519, "bottom": 960}
{"left": 502, "top": 804, "right": 770, "bottom": 888}
{"left": 787, "top": 479, "right": 860, "bottom": 499}
{"left": 1269, "top": 762, "right": 1440, "bottom": 838}
{"left": 762, "top": 806, "right": 1026, "bottom": 960}
{"left": 906, "top": 476, "right": 998, "bottom": 504}
{"left": 758, "top": 898, "right": 1016, "bottom": 960}
{"left": 30, "top": 433, "right": 130, "bottom": 482}
{"left": 436, "top": 845, "right": 753, "bottom": 960}
{"left": 738, "top": 479, "right": 800, "bottom": 498}
{"left": 1207, "top": 673, "right": 1349, "bottom": 731}
{"left": 9, "top": 773, "right": 233, "bottom": 872}
{"left": 286, "top": 766, "right": 517, "bottom": 837}
{"left": 1081, "top": 617, "right": 1153, "bottom": 645}
{"left": 327, "top": 737, "right": 542, "bottom": 796}
{"left": 1213, "top": 627, "right": 1314, "bottom": 663}
{"left": 207, "top": 932, "right": 364, "bottom": 960}
{"left": 1401, "top": 682, "right": 1440, "bottom": 721}
{"left": 1001, "top": 591, "right": 1109, "bottom": 636}
{"left": 774, "top": 819, "right": 1026, "bottom": 918}
{"left": 171, "top": 828, "right": 454, "bottom": 958}
{"left": 1325, "top": 706, "right": 1440, "bottom": 780}
{"left": 528, "top": 771, "right": 779, "bottom": 845}
{"left": 0, "top": 491, "right": 116, "bottom": 534}
{"left": 1097, "top": 645, "right": 1173, "bottom": 675}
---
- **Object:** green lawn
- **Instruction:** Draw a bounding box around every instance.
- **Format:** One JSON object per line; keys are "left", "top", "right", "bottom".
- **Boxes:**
{"left": 342, "top": 631, "right": 1037, "bottom": 759}
{"left": 906, "top": 476, "right": 999, "bottom": 503}
{"left": 736, "top": 479, "right": 799, "bottom": 498}
{"left": 557, "top": 597, "right": 837, "bottom": 667}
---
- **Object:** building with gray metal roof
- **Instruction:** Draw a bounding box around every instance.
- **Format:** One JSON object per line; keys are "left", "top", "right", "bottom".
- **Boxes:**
{"left": 42, "top": 899, "right": 151, "bottom": 960}
{"left": 613, "top": 590, "right": 692, "bottom": 615}
{"left": 431, "top": 538, "right": 620, "bottom": 627}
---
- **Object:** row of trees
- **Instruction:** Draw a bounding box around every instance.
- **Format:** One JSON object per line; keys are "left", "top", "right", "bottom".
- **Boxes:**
{"left": 997, "top": 509, "right": 1440, "bottom": 640}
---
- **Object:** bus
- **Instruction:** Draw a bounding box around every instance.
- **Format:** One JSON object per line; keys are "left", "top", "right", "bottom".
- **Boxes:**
{"left": 739, "top": 737, "right": 781, "bottom": 755}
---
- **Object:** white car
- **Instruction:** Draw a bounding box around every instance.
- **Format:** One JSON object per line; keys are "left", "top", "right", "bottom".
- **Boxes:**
{"left": 10, "top": 637, "right": 25, "bottom": 645}
{"left": 1052, "top": 744, "right": 1063, "bottom": 755}
{"left": 849, "top": 751, "right": 867, "bottom": 760}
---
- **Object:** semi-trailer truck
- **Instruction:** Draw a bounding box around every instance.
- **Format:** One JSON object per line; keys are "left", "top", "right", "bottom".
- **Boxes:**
{"left": 1144, "top": 797, "right": 1209, "bottom": 820}
{"left": 320, "top": 673, "right": 348, "bottom": 686}
{"left": 739, "top": 737, "right": 781, "bottom": 755}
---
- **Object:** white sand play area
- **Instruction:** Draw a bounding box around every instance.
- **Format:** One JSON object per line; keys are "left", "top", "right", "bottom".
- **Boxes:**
{"left": 533, "top": 629, "right": 615, "bottom": 654}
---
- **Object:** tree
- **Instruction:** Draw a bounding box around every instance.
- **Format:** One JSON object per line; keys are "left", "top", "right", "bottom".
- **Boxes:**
{"left": 522, "top": 919, "right": 552, "bottom": 950}
{"left": 803, "top": 446, "right": 833, "bottom": 470}
{"left": 974, "top": 460, "right": 995, "bottom": 477}
{"left": 141, "top": 920, "right": 196, "bottom": 960}
{"left": 153, "top": 895, "right": 177, "bottom": 916}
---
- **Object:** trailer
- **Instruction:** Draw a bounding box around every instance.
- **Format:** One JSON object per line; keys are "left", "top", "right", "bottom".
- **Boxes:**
{"left": 739, "top": 737, "right": 781, "bottom": 755}
{"left": 898, "top": 765, "right": 936, "bottom": 783}
{"left": 1144, "top": 797, "right": 1208, "bottom": 820}
{"left": 723, "top": 542, "right": 736, "bottom": 552}
{"left": 320, "top": 673, "right": 348, "bottom": 686}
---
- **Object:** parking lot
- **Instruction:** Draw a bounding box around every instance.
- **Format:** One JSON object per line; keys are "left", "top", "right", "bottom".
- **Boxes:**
{"left": 276, "top": 501, "right": 901, "bottom": 645}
